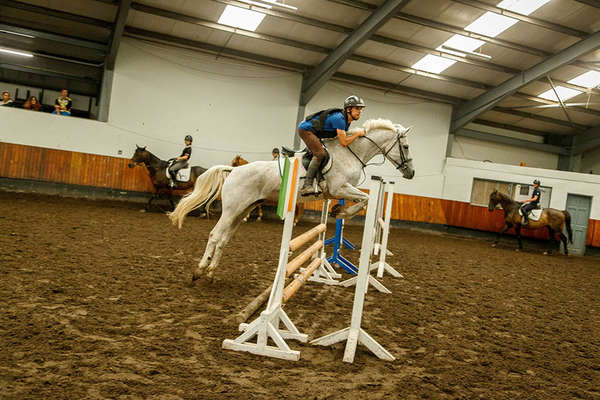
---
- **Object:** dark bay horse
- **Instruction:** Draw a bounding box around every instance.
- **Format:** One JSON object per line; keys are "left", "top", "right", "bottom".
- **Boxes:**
{"left": 128, "top": 146, "right": 206, "bottom": 210}
{"left": 488, "top": 190, "right": 573, "bottom": 254}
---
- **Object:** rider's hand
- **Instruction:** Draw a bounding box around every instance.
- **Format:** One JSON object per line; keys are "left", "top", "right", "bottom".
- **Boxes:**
{"left": 358, "top": 129, "right": 366, "bottom": 137}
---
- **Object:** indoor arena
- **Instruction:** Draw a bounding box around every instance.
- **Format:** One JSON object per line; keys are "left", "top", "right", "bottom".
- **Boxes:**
{"left": 1, "top": 0, "right": 599, "bottom": 399}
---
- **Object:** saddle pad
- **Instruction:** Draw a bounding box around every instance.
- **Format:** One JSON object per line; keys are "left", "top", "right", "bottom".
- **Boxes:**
{"left": 519, "top": 208, "right": 543, "bottom": 221}
{"left": 165, "top": 166, "right": 192, "bottom": 182}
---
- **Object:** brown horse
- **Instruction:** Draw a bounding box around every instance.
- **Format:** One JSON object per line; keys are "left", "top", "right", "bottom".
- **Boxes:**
{"left": 488, "top": 190, "right": 573, "bottom": 254}
{"left": 128, "top": 146, "right": 206, "bottom": 211}
{"left": 231, "top": 154, "right": 305, "bottom": 225}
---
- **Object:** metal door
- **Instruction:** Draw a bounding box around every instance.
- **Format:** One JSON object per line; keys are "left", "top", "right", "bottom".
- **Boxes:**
{"left": 565, "top": 194, "right": 592, "bottom": 255}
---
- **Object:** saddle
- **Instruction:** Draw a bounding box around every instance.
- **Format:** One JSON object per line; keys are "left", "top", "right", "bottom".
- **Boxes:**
{"left": 280, "top": 145, "right": 332, "bottom": 177}
{"left": 519, "top": 207, "right": 543, "bottom": 221}
{"left": 165, "top": 161, "right": 192, "bottom": 182}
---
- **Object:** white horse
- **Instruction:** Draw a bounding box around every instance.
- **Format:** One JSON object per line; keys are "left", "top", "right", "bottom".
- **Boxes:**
{"left": 169, "top": 119, "right": 415, "bottom": 281}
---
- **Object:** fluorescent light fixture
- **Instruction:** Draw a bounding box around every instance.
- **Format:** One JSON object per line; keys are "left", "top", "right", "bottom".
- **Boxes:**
{"left": 438, "top": 34, "right": 490, "bottom": 59}
{"left": 0, "top": 47, "right": 33, "bottom": 57}
{"left": 218, "top": 5, "right": 266, "bottom": 31}
{"left": 568, "top": 70, "right": 600, "bottom": 88}
{"left": 497, "top": 0, "right": 552, "bottom": 16}
{"left": 236, "top": 0, "right": 273, "bottom": 9}
{"left": 441, "top": 45, "right": 492, "bottom": 59}
{"left": 0, "top": 29, "right": 35, "bottom": 38}
{"left": 412, "top": 54, "right": 456, "bottom": 74}
{"left": 465, "top": 11, "right": 518, "bottom": 37}
{"left": 261, "top": 0, "right": 297, "bottom": 10}
{"left": 538, "top": 86, "right": 582, "bottom": 101}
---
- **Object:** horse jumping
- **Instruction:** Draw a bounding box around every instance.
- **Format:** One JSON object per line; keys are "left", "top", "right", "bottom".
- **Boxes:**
{"left": 169, "top": 119, "right": 415, "bottom": 281}
{"left": 488, "top": 190, "right": 573, "bottom": 254}
{"left": 128, "top": 146, "right": 207, "bottom": 211}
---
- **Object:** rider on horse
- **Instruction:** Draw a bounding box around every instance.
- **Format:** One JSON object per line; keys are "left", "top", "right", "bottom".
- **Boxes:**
{"left": 297, "top": 95, "right": 367, "bottom": 196}
{"left": 521, "top": 179, "right": 541, "bottom": 226}
{"left": 169, "top": 135, "right": 193, "bottom": 188}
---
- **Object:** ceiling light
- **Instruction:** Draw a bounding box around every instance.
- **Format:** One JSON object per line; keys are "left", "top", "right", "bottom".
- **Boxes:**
{"left": 218, "top": 5, "right": 266, "bottom": 31}
{"left": 497, "top": 0, "right": 552, "bottom": 16}
{"left": 411, "top": 54, "right": 456, "bottom": 74}
{"left": 0, "top": 29, "right": 35, "bottom": 38}
{"left": 0, "top": 47, "right": 33, "bottom": 57}
{"left": 538, "top": 86, "right": 582, "bottom": 101}
{"left": 439, "top": 35, "right": 485, "bottom": 53}
{"left": 465, "top": 11, "right": 518, "bottom": 37}
{"left": 568, "top": 70, "right": 600, "bottom": 88}
{"left": 260, "top": 0, "right": 297, "bottom": 10}
{"left": 441, "top": 45, "right": 492, "bottom": 59}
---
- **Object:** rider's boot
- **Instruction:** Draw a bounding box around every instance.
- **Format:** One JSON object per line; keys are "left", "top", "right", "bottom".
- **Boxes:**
{"left": 300, "top": 158, "right": 320, "bottom": 196}
{"left": 169, "top": 171, "right": 177, "bottom": 188}
{"left": 522, "top": 214, "right": 529, "bottom": 226}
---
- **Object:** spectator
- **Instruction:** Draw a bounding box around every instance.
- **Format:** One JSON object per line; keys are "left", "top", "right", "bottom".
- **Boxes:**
{"left": 23, "top": 96, "right": 42, "bottom": 111}
{"left": 272, "top": 147, "right": 279, "bottom": 160}
{"left": 1, "top": 91, "right": 15, "bottom": 107}
{"left": 53, "top": 89, "right": 72, "bottom": 116}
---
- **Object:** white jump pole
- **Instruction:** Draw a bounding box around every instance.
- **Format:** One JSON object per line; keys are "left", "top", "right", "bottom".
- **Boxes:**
{"left": 370, "top": 180, "right": 403, "bottom": 279}
{"left": 373, "top": 177, "right": 393, "bottom": 258}
{"left": 311, "top": 176, "right": 395, "bottom": 363}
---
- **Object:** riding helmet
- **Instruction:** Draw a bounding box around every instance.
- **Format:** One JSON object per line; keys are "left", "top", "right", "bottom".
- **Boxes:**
{"left": 185, "top": 135, "right": 193, "bottom": 143}
{"left": 344, "top": 95, "right": 366, "bottom": 109}
{"left": 533, "top": 179, "right": 540, "bottom": 185}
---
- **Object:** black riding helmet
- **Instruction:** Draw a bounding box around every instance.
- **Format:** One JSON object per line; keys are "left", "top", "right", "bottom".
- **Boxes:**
{"left": 533, "top": 179, "right": 540, "bottom": 185}
{"left": 185, "top": 135, "right": 193, "bottom": 143}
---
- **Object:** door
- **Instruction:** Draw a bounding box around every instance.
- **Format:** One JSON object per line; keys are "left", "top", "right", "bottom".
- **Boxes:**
{"left": 565, "top": 194, "right": 592, "bottom": 256}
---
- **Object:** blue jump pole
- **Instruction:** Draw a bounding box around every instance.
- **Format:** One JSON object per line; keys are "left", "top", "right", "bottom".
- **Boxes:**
{"left": 325, "top": 199, "right": 358, "bottom": 275}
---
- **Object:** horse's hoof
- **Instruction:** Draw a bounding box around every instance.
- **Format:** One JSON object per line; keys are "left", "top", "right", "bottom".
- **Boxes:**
{"left": 491, "top": 243, "right": 497, "bottom": 248}
{"left": 257, "top": 217, "right": 262, "bottom": 222}
{"left": 139, "top": 209, "right": 146, "bottom": 213}
{"left": 543, "top": 251, "right": 549, "bottom": 255}
{"left": 515, "top": 249, "right": 520, "bottom": 252}
{"left": 330, "top": 204, "right": 342, "bottom": 218}
{"left": 192, "top": 271, "right": 201, "bottom": 281}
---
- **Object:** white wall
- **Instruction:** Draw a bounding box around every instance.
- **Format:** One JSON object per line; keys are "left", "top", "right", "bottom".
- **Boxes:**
{"left": 580, "top": 146, "right": 600, "bottom": 175}
{"left": 443, "top": 157, "right": 600, "bottom": 219}
{"left": 306, "top": 81, "right": 453, "bottom": 198}
{"left": 1, "top": 38, "right": 302, "bottom": 166}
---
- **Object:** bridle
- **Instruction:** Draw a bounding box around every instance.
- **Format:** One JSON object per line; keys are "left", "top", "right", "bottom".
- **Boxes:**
{"left": 347, "top": 127, "right": 412, "bottom": 171}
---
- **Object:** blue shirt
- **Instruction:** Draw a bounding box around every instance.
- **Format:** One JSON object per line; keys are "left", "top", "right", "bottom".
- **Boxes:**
{"left": 298, "top": 110, "right": 350, "bottom": 139}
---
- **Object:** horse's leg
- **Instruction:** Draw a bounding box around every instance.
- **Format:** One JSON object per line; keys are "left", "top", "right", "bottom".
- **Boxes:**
{"left": 329, "top": 183, "right": 370, "bottom": 219}
{"left": 257, "top": 205, "right": 263, "bottom": 222}
{"left": 492, "top": 222, "right": 512, "bottom": 247}
{"left": 545, "top": 227, "right": 555, "bottom": 255}
{"left": 169, "top": 191, "right": 175, "bottom": 211}
{"left": 514, "top": 224, "right": 523, "bottom": 251}
{"left": 559, "top": 232, "right": 569, "bottom": 255}
{"left": 205, "top": 214, "right": 246, "bottom": 280}
{"left": 294, "top": 203, "right": 304, "bottom": 226}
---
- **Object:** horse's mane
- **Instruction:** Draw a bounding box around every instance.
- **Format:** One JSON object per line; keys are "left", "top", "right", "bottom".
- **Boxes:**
{"left": 363, "top": 118, "right": 408, "bottom": 134}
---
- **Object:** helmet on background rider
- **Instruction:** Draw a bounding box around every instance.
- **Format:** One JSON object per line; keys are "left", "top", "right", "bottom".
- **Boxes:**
{"left": 533, "top": 179, "right": 540, "bottom": 185}
{"left": 185, "top": 135, "right": 193, "bottom": 143}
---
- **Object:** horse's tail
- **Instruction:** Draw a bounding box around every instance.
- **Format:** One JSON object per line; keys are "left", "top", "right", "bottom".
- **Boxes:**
{"left": 564, "top": 210, "right": 573, "bottom": 244}
{"left": 168, "top": 165, "right": 233, "bottom": 229}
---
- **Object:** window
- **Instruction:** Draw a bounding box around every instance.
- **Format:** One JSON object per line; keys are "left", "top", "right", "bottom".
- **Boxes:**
{"left": 471, "top": 178, "right": 552, "bottom": 208}
{"left": 471, "top": 178, "right": 513, "bottom": 206}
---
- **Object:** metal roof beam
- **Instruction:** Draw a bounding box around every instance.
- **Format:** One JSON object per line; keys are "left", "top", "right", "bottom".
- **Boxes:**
{"left": 0, "top": 0, "right": 112, "bottom": 29}
{"left": 471, "top": 119, "right": 552, "bottom": 136}
{"left": 455, "top": 128, "right": 570, "bottom": 155}
{"left": 301, "top": 0, "right": 412, "bottom": 104}
{"left": 0, "top": 22, "right": 108, "bottom": 51}
{"left": 575, "top": 0, "right": 600, "bottom": 8}
{"left": 450, "top": 0, "right": 589, "bottom": 38}
{"left": 574, "top": 126, "right": 600, "bottom": 153}
{"left": 452, "top": 31, "right": 600, "bottom": 131}
{"left": 105, "top": 0, "right": 131, "bottom": 69}
{"left": 494, "top": 108, "right": 590, "bottom": 131}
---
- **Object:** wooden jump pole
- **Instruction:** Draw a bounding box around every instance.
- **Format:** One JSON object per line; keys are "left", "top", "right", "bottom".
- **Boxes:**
{"left": 286, "top": 240, "right": 323, "bottom": 277}
{"left": 282, "top": 257, "right": 322, "bottom": 302}
{"left": 289, "top": 224, "right": 326, "bottom": 251}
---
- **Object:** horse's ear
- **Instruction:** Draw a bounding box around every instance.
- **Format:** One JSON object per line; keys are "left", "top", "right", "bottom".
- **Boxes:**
{"left": 136, "top": 144, "right": 140, "bottom": 149}
{"left": 141, "top": 146, "right": 146, "bottom": 151}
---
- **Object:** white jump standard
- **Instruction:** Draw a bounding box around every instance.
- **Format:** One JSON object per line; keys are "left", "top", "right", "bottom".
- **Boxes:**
{"left": 222, "top": 157, "right": 338, "bottom": 361}
{"left": 370, "top": 177, "right": 403, "bottom": 280}
{"left": 311, "top": 176, "right": 396, "bottom": 363}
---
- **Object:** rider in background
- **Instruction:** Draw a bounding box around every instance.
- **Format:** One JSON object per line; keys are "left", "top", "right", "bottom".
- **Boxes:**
{"left": 168, "top": 135, "right": 193, "bottom": 188}
{"left": 521, "top": 179, "right": 541, "bottom": 226}
{"left": 297, "top": 95, "right": 366, "bottom": 196}
{"left": 272, "top": 147, "right": 280, "bottom": 160}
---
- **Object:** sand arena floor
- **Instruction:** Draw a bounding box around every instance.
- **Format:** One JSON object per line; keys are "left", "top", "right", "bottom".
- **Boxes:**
{"left": 1, "top": 192, "right": 598, "bottom": 399}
